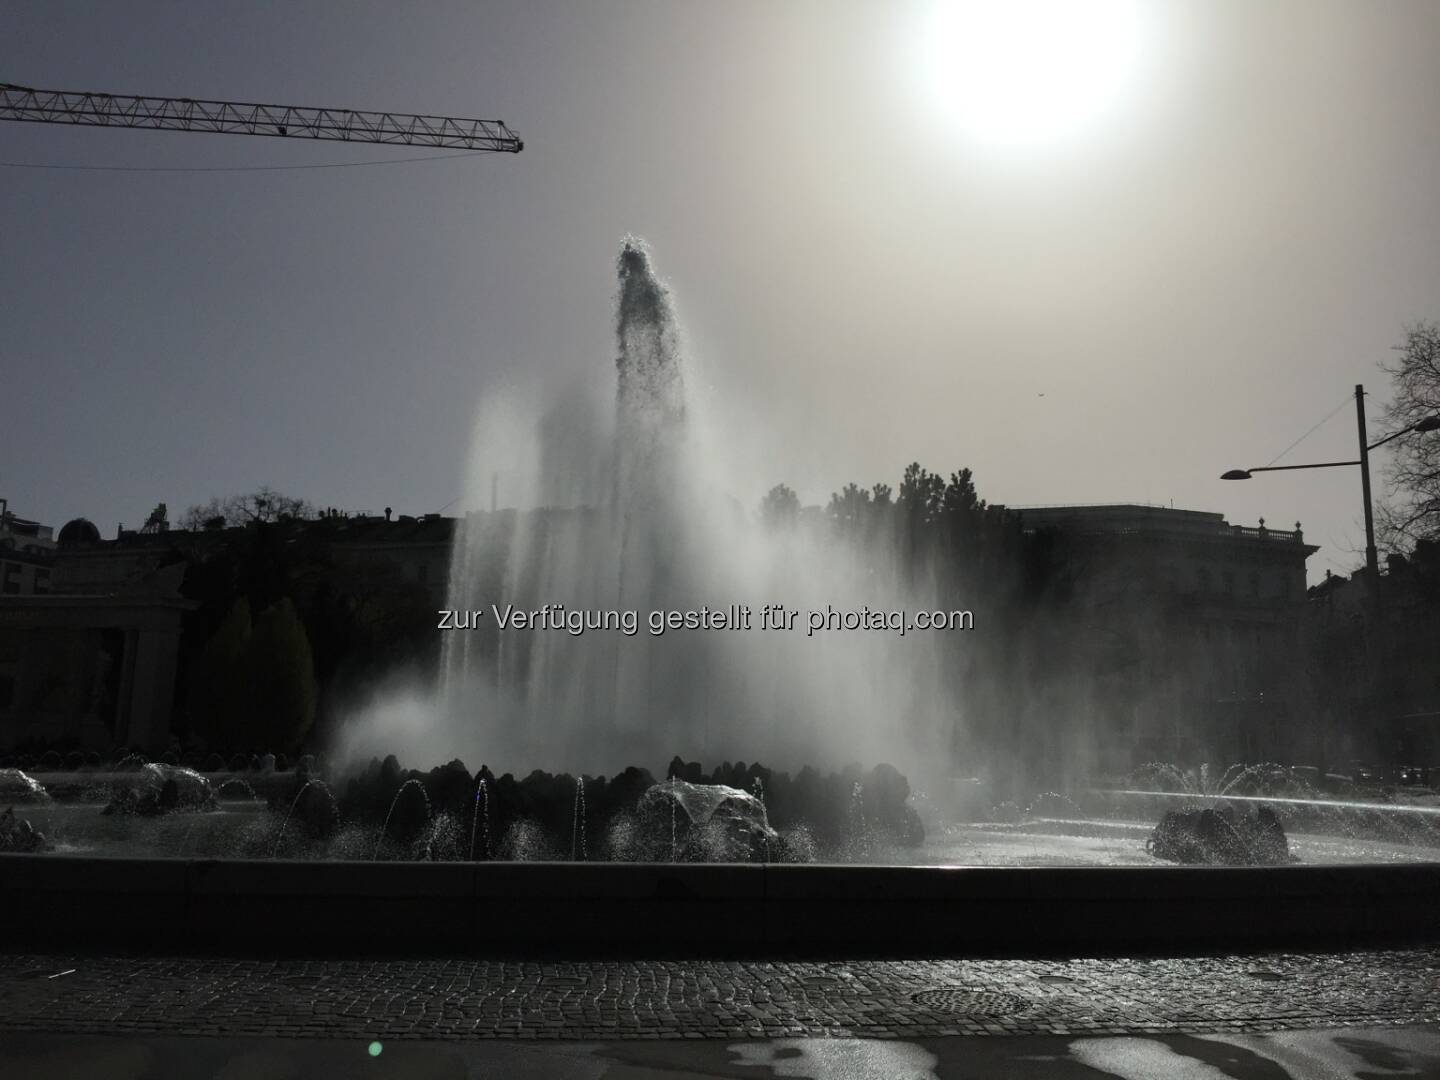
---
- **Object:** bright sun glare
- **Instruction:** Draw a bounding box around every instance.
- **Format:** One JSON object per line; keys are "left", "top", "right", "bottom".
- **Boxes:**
{"left": 923, "top": 0, "right": 1140, "bottom": 144}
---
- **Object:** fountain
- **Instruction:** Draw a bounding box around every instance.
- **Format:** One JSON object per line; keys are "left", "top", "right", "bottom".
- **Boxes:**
{"left": 416, "top": 237, "right": 960, "bottom": 782}
{"left": 9, "top": 242, "right": 1440, "bottom": 882}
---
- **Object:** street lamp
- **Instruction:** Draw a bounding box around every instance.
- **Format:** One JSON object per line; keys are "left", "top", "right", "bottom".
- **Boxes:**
{"left": 1221, "top": 384, "right": 1440, "bottom": 580}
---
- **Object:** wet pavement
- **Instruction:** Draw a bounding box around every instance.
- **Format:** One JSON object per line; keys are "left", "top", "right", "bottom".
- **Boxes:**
{"left": 2, "top": 948, "right": 1439, "bottom": 1043}
{"left": 3, "top": 1026, "right": 1440, "bottom": 1078}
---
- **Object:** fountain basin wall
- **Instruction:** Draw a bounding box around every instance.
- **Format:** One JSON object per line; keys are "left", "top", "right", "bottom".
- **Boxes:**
{"left": 3, "top": 855, "right": 1439, "bottom": 955}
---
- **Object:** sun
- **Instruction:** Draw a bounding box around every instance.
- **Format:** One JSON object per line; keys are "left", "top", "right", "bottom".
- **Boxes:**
{"left": 921, "top": 0, "right": 1140, "bottom": 145}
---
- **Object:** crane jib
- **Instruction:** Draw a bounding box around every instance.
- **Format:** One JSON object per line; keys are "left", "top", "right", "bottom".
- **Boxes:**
{"left": 0, "top": 83, "right": 522, "bottom": 154}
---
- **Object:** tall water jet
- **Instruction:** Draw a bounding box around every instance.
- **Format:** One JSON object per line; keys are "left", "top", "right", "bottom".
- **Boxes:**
{"left": 440, "top": 237, "right": 706, "bottom": 766}
{"left": 614, "top": 236, "right": 687, "bottom": 512}
{"left": 425, "top": 237, "right": 960, "bottom": 779}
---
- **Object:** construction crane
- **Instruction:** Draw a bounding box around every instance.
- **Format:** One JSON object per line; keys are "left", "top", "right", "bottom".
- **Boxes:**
{"left": 0, "top": 81, "right": 522, "bottom": 153}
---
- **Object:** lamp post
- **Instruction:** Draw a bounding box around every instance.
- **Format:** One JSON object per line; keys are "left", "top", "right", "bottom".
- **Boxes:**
{"left": 1220, "top": 384, "right": 1440, "bottom": 580}
{"left": 1221, "top": 387, "right": 1439, "bottom": 773}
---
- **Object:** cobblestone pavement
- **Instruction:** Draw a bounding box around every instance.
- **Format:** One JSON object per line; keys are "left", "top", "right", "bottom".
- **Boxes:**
{"left": 2, "top": 948, "right": 1439, "bottom": 1043}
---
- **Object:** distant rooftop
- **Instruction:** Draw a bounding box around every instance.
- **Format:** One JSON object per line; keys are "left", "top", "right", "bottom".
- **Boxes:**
{"left": 1017, "top": 504, "right": 1310, "bottom": 545}
{"left": 0, "top": 501, "right": 56, "bottom": 551}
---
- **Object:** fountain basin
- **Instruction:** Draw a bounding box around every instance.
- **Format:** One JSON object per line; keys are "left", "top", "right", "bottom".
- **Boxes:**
{"left": 3, "top": 853, "right": 1438, "bottom": 956}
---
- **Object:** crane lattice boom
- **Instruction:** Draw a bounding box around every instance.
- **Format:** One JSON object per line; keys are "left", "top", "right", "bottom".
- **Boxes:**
{"left": 0, "top": 82, "right": 522, "bottom": 153}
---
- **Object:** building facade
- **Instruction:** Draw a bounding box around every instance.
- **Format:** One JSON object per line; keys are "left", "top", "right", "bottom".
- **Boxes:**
{"left": 0, "top": 502, "right": 55, "bottom": 597}
{"left": 0, "top": 510, "right": 456, "bottom": 755}
{"left": 1017, "top": 504, "right": 1318, "bottom": 770}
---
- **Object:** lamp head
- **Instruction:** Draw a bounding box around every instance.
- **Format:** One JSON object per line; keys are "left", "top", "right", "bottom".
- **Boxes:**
{"left": 1221, "top": 469, "right": 1252, "bottom": 480}
{"left": 1413, "top": 416, "right": 1440, "bottom": 433}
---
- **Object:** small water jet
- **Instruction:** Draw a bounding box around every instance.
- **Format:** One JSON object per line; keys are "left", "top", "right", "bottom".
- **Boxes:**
{"left": 373, "top": 779, "right": 433, "bottom": 859}
{"left": 752, "top": 777, "right": 770, "bottom": 861}
{"left": 273, "top": 779, "right": 338, "bottom": 856}
{"left": 469, "top": 777, "right": 490, "bottom": 861}
{"left": 846, "top": 781, "right": 872, "bottom": 861}
{"left": 571, "top": 776, "right": 588, "bottom": 861}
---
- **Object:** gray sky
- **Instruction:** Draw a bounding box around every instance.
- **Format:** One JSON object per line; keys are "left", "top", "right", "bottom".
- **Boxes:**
{"left": 3, "top": 0, "right": 1439, "bottom": 582}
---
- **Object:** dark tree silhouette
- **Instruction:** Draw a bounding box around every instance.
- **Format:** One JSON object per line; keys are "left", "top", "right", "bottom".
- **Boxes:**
{"left": 186, "top": 596, "right": 318, "bottom": 753}
{"left": 758, "top": 483, "right": 801, "bottom": 528}
{"left": 187, "top": 597, "right": 253, "bottom": 749}
{"left": 247, "top": 598, "right": 318, "bottom": 753}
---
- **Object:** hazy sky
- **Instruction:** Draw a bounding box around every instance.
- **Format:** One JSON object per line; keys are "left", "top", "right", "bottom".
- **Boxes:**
{"left": 4, "top": 1, "right": 1439, "bottom": 582}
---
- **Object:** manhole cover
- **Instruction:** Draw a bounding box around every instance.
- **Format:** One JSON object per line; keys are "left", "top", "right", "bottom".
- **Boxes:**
{"left": 910, "top": 988, "right": 1030, "bottom": 1015}
{"left": 1245, "top": 970, "right": 1289, "bottom": 982}
{"left": 1036, "top": 974, "right": 1077, "bottom": 985}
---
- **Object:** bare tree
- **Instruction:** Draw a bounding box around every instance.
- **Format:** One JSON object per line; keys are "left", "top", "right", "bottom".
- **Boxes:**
{"left": 179, "top": 486, "right": 315, "bottom": 531}
{"left": 1378, "top": 323, "right": 1440, "bottom": 550}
